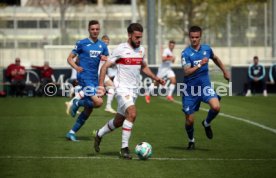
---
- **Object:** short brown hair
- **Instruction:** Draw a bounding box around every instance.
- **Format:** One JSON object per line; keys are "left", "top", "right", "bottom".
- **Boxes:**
{"left": 169, "top": 40, "right": 175, "bottom": 44}
{"left": 88, "top": 20, "right": 99, "bottom": 27}
{"left": 127, "top": 23, "right": 143, "bottom": 34}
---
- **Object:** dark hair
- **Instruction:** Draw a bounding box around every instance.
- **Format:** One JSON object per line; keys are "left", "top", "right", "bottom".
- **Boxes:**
{"left": 253, "top": 56, "right": 259, "bottom": 59}
{"left": 88, "top": 20, "right": 99, "bottom": 27}
{"left": 127, "top": 23, "right": 143, "bottom": 34}
{"left": 189, "top": 26, "right": 202, "bottom": 34}
{"left": 169, "top": 40, "right": 175, "bottom": 44}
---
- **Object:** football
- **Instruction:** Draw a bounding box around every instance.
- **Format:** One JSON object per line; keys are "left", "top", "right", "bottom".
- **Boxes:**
{"left": 134, "top": 142, "right": 152, "bottom": 160}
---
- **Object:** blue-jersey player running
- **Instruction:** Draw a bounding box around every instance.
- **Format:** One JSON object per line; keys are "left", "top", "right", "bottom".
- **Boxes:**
{"left": 66, "top": 20, "right": 109, "bottom": 141}
{"left": 181, "top": 26, "right": 230, "bottom": 150}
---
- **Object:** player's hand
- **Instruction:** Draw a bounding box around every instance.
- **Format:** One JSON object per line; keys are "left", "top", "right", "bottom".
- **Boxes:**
{"left": 97, "top": 85, "right": 106, "bottom": 97}
{"left": 75, "top": 66, "right": 83, "bottom": 73}
{"left": 224, "top": 71, "right": 230, "bottom": 81}
{"left": 200, "top": 57, "right": 209, "bottom": 65}
{"left": 156, "top": 78, "right": 166, "bottom": 86}
{"left": 100, "top": 55, "right": 108, "bottom": 61}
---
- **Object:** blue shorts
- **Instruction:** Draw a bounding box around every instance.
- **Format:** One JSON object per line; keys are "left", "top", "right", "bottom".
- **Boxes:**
{"left": 182, "top": 85, "right": 221, "bottom": 115}
{"left": 77, "top": 79, "right": 98, "bottom": 97}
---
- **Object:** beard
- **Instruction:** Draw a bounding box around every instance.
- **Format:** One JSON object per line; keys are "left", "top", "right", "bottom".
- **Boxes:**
{"left": 130, "top": 40, "right": 140, "bottom": 49}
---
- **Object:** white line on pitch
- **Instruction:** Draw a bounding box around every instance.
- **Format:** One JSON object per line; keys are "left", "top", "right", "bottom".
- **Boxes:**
{"left": 0, "top": 155, "right": 275, "bottom": 161}
{"left": 160, "top": 98, "right": 276, "bottom": 135}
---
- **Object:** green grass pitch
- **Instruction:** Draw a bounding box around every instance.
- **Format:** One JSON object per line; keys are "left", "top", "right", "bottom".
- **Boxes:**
{"left": 0, "top": 95, "right": 276, "bottom": 178}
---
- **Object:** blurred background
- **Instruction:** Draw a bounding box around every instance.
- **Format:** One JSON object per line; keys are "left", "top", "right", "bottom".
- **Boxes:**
{"left": 0, "top": 0, "right": 275, "bottom": 68}
{"left": 1, "top": 0, "right": 276, "bottom": 96}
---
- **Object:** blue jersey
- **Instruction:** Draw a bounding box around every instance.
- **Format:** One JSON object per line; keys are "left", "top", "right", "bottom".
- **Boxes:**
{"left": 72, "top": 38, "right": 109, "bottom": 81}
{"left": 181, "top": 44, "right": 218, "bottom": 115}
{"left": 181, "top": 44, "right": 214, "bottom": 87}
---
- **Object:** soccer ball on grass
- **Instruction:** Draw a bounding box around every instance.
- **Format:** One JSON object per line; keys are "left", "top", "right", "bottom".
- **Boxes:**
{"left": 134, "top": 142, "right": 152, "bottom": 160}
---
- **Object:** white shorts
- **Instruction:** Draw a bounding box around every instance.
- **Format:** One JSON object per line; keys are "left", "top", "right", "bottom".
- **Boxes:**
{"left": 108, "top": 67, "right": 117, "bottom": 78}
{"left": 157, "top": 68, "right": 175, "bottom": 79}
{"left": 115, "top": 88, "right": 138, "bottom": 116}
{"left": 104, "top": 75, "right": 111, "bottom": 83}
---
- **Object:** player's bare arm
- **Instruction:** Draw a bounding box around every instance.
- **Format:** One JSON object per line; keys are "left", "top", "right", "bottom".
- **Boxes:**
{"left": 212, "top": 54, "right": 230, "bottom": 81}
{"left": 67, "top": 53, "right": 83, "bottom": 73}
{"left": 183, "top": 57, "right": 208, "bottom": 77}
{"left": 141, "top": 62, "right": 165, "bottom": 85}
{"left": 98, "top": 60, "right": 113, "bottom": 96}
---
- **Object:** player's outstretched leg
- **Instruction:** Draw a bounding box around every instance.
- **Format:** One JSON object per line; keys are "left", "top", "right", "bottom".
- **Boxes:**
{"left": 66, "top": 131, "right": 78, "bottom": 141}
{"left": 70, "top": 99, "right": 80, "bottom": 117}
{"left": 202, "top": 120, "right": 213, "bottom": 139}
{"left": 65, "top": 101, "right": 72, "bottom": 115}
{"left": 185, "top": 124, "right": 195, "bottom": 150}
{"left": 120, "top": 147, "right": 132, "bottom": 160}
{"left": 93, "top": 130, "right": 102, "bottom": 152}
{"left": 93, "top": 118, "right": 116, "bottom": 152}
{"left": 187, "top": 141, "right": 195, "bottom": 150}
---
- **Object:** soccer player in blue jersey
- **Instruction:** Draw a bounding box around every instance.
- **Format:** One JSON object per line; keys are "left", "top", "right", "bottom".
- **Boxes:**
{"left": 65, "top": 20, "right": 109, "bottom": 141}
{"left": 181, "top": 26, "right": 230, "bottom": 150}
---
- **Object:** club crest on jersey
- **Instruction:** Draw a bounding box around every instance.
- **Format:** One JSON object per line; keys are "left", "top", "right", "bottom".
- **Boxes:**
{"left": 203, "top": 51, "right": 207, "bottom": 55}
{"left": 99, "top": 44, "right": 102, "bottom": 48}
{"left": 125, "top": 95, "right": 130, "bottom": 100}
{"left": 89, "top": 50, "right": 101, "bottom": 58}
{"left": 125, "top": 59, "right": 131, "bottom": 64}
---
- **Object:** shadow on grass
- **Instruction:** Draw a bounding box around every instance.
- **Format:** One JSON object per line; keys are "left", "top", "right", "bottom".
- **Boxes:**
{"left": 167, "top": 146, "right": 210, "bottom": 151}
{"left": 87, "top": 151, "right": 119, "bottom": 157}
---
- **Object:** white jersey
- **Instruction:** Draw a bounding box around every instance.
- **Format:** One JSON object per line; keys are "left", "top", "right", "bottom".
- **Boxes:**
{"left": 159, "top": 48, "right": 174, "bottom": 69}
{"left": 108, "top": 42, "right": 145, "bottom": 90}
{"left": 70, "top": 68, "right": 77, "bottom": 80}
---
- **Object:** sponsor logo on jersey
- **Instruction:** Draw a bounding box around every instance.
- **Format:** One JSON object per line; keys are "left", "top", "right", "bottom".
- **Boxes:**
{"left": 193, "top": 60, "right": 201, "bottom": 66}
{"left": 116, "top": 58, "right": 143, "bottom": 65}
{"left": 89, "top": 50, "right": 102, "bottom": 58}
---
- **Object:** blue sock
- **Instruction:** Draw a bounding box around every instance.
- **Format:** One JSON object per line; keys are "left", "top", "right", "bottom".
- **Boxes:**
{"left": 185, "top": 124, "right": 194, "bottom": 141}
{"left": 205, "top": 109, "right": 219, "bottom": 124}
{"left": 72, "top": 112, "right": 89, "bottom": 133}
{"left": 77, "top": 99, "right": 93, "bottom": 109}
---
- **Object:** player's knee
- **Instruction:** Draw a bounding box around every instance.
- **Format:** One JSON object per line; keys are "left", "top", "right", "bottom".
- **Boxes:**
{"left": 212, "top": 105, "right": 220, "bottom": 113}
{"left": 93, "top": 99, "right": 103, "bottom": 108}
{"left": 185, "top": 117, "right": 194, "bottom": 126}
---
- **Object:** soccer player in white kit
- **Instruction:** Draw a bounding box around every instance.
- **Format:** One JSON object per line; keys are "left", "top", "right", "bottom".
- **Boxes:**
{"left": 99, "top": 35, "right": 117, "bottom": 114}
{"left": 145, "top": 40, "right": 177, "bottom": 103}
{"left": 93, "top": 23, "right": 165, "bottom": 159}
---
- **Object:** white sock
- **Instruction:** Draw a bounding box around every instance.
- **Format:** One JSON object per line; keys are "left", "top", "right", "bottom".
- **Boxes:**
{"left": 204, "top": 120, "right": 210, "bottom": 127}
{"left": 106, "top": 88, "right": 115, "bottom": 109}
{"left": 122, "top": 120, "right": 133, "bottom": 148}
{"left": 69, "top": 130, "right": 75, "bottom": 134}
{"left": 246, "top": 89, "right": 251, "bottom": 96}
{"left": 263, "top": 90, "right": 267, "bottom": 96}
{"left": 145, "top": 83, "right": 154, "bottom": 95}
{"left": 98, "top": 118, "right": 115, "bottom": 137}
{"left": 189, "top": 138, "right": 195, "bottom": 142}
{"left": 168, "top": 84, "right": 175, "bottom": 96}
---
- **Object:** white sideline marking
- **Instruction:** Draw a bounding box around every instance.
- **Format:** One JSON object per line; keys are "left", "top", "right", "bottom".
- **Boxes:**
{"left": 0, "top": 155, "right": 275, "bottom": 161}
{"left": 162, "top": 98, "right": 276, "bottom": 135}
